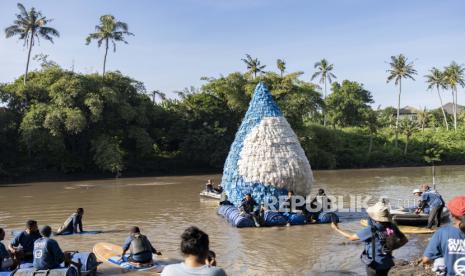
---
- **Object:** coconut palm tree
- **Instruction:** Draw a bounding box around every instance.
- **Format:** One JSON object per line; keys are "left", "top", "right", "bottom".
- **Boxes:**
{"left": 425, "top": 67, "right": 448, "bottom": 130}
{"left": 4, "top": 3, "right": 59, "bottom": 85}
{"left": 399, "top": 118, "right": 418, "bottom": 155}
{"left": 416, "top": 108, "right": 429, "bottom": 131}
{"left": 276, "top": 59, "right": 286, "bottom": 77}
{"left": 386, "top": 54, "right": 417, "bottom": 147}
{"left": 242, "top": 54, "right": 266, "bottom": 78}
{"left": 311, "top": 59, "right": 336, "bottom": 126}
{"left": 444, "top": 62, "right": 465, "bottom": 131}
{"left": 150, "top": 90, "right": 166, "bottom": 104}
{"left": 86, "top": 15, "right": 134, "bottom": 76}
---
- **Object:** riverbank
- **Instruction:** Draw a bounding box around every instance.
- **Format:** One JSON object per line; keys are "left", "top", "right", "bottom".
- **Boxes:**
{"left": 390, "top": 234, "right": 434, "bottom": 276}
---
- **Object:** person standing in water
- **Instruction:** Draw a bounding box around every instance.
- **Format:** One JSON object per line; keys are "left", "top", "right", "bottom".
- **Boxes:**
{"left": 56, "top": 208, "right": 84, "bottom": 235}
{"left": 331, "top": 202, "right": 408, "bottom": 276}
{"left": 422, "top": 196, "right": 465, "bottom": 276}
{"left": 415, "top": 184, "right": 445, "bottom": 229}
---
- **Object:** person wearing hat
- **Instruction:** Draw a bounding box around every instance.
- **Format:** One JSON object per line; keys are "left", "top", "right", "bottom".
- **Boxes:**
{"left": 331, "top": 202, "right": 408, "bottom": 276}
{"left": 415, "top": 184, "right": 445, "bottom": 229}
{"left": 422, "top": 196, "right": 465, "bottom": 276}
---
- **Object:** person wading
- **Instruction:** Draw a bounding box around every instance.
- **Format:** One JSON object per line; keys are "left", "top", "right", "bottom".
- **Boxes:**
{"left": 331, "top": 202, "right": 408, "bottom": 276}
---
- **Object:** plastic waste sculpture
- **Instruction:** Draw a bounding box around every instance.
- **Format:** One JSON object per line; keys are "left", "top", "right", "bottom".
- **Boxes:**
{"left": 221, "top": 82, "right": 314, "bottom": 206}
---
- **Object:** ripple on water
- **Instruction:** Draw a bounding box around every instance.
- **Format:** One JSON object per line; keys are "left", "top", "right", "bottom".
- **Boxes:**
{"left": 1, "top": 167, "right": 465, "bottom": 274}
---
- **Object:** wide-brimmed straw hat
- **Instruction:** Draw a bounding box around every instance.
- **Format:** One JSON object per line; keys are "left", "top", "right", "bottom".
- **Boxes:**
{"left": 367, "top": 202, "right": 391, "bottom": 222}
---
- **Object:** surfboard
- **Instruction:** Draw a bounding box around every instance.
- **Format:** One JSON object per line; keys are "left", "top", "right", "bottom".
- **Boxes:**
{"left": 93, "top": 242, "right": 178, "bottom": 273}
{"left": 359, "top": 219, "right": 436, "bottom": 234}
{"left": 54, "top": 230, "right": 103, "bottom": 236}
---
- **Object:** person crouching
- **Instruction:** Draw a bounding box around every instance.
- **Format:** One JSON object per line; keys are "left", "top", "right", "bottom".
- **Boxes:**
{"left": 121, "top": 226, "right": 161, "bottom": 264}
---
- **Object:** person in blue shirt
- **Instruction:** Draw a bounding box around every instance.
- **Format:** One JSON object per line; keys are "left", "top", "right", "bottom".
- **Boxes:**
{"left": 9, "top": 220, "right": 42, "bottom": 263}
{"left": 416, "top": 184, "right": 445, "bottom": 229}
{"left": 332, "top": 202, "right": 408, "bottom": 276}
{"left": 0, "top": 228, "right": 14, "bottom": 271}
{"left": 33, "top": 225, "right": 66, "bottom": 270}
{"left": 56, "top": 208, "right": 84, "bottom": 235}
{"left": 121, "top": 226, "right": 161, "bottom": 264}
{"left": 423, "top": 196, "right": 465, "bottom": 276}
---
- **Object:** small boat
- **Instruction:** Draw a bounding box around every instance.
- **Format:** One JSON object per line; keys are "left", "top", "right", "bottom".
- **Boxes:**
{"left": 390, "top": 207, "right": 450, "bottom": 226}
{"left": 199, "top": 190, "right": 221, "bottom": 200}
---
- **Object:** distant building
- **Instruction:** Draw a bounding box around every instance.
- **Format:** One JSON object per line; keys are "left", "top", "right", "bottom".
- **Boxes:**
{"left": 397, "top": 106, "right": 419, "bottom": 121}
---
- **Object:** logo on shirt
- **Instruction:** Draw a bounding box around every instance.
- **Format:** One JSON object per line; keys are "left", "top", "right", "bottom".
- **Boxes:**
{"left": 449, "top": 239, "right": 465, "bottom": 253}
{"left": 454, "top": 257, "right": 465, "bottom": 275}
{"left": 34, "top": 249, "right": 43, "bottom": 259}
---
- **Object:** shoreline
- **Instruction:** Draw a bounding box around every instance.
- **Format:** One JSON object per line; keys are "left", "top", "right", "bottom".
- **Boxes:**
{"left": 2, "top": 163, "right": 465, "bottom": 185}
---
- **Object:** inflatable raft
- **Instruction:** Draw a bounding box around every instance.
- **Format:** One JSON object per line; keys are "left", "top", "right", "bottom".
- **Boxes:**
{"left": 217, "top": 205, "right": 339, "bottom": 228}
{"left": 390, "top": 207, "right": 450, "bottom": 226}
{"left": 199, "top": 190, "right": 221, "bottom": 200}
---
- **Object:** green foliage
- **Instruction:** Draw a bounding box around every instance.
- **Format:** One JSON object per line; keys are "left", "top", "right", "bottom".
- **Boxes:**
{"left": 325, "top": 80, "right": 374, "bottom": 127}
{"left": 3, "top": 66, "right": 465, "bottom": 177}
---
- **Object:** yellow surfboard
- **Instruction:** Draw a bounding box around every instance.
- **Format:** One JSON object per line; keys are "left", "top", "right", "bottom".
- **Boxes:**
{"left": 360, "top": 219, "right": 435, "bottom": 234}
{"left": 93, "top": 242, "right": 179, "bottom": 273}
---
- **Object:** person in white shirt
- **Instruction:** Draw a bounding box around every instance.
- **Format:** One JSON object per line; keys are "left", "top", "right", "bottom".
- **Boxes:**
{"left": 161, "top": 226, "right": 226, "bottom": 276}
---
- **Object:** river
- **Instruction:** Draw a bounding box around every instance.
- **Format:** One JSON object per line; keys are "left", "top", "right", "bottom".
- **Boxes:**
{"left": 1, "top": 165, "right": 464, "bottom": 275}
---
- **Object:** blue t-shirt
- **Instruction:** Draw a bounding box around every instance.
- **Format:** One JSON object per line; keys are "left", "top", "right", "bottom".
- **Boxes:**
{"left": 0, "top": 242, "right": 10, "bottom": 271}
{"left": 33, "top": 237, "right": 65, "bottom": 270}
{"left": 424, "top": 225, "right": 465, "bottom": 276}
{"left": 10, "top": 230, "right": 42, "bottom": 259}
{"left": 421, "top": 191, "right": 444, "bottom": 209}
{"left": 356, "top": 222, "right": 401, "bottom": 270}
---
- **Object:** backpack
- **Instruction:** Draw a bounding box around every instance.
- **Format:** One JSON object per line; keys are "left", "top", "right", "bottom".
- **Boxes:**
{"left": 361, "top": 222, "right": 406, "bottom": 265}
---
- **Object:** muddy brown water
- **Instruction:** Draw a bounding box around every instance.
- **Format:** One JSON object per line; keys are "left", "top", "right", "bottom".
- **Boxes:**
{"left": 1, "top": 165, "right": 465, "bottom": 275}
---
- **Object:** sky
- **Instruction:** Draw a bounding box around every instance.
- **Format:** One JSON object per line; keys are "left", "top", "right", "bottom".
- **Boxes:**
{"left": 0, "top": 0, "right": 464, "bottom": 109}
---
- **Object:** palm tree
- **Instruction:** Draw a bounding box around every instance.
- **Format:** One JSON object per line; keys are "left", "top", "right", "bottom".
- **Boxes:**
{"left": 399, "top": 118, "right": 418, "bottom": 155}
{"left": 444, "top": 62, "right": 465, "bottom": 131}
{"left": 150, "top": 90, "right": 166, "bottom": 104}
{"left": 386, "top": 54, "right": 417, "bottom": 147}
{"left": 86, "top": 15, "right": 134, "bottom": 76}
{"left": 242, "top": 54, "right": 266, "bottom": 78}
{"left": 4, "top": 3, "right": 59, "bottom": 85}
{"left": 311, "top": 59, "right": 336, "bottom": 126}
{"left": 416, "top": 108, "right": 429, "bottom": 131}
{"left": 425, "top": 67, "right": 448, "bottom": 130}
{"left": 365, "top": 109, "right": 379, "bottom": 155}
{"left": 276, "top": 59, "right": 286, "bottom": 77}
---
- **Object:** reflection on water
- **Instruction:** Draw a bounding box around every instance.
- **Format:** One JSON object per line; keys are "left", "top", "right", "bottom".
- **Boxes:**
{"left": 1, "top": 166, "right": 465, "bottom": 275}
